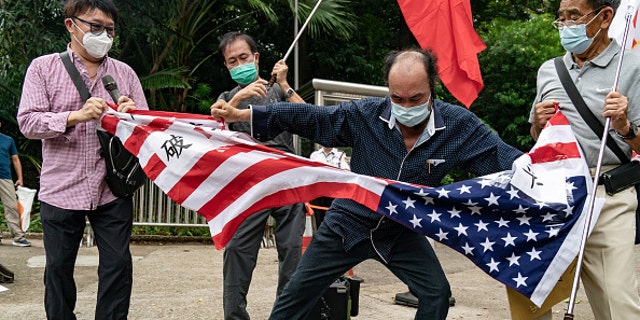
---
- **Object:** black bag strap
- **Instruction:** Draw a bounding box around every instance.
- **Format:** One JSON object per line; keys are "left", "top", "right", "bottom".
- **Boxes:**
{"left": 554, "top": 57, "right": 629, "bottom": 164}
{"left": 59, "top": 51, "right": 91, "bottom": 102}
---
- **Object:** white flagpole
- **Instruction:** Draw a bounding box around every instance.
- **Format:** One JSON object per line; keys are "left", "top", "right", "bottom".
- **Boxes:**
{"left": 268, "top": 0, "right": 324, "bottom": 87}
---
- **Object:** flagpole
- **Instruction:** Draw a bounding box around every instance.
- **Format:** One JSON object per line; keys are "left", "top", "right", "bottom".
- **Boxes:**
{"left": 564, "top": 4, "right": 635, "bottom": 319}
{"left": 268, "top": 0, "right": 324, "bottom": 87}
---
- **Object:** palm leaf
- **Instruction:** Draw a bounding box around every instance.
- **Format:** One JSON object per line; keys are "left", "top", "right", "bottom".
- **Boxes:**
{"left": 140, "top": 68, "right": 192, "bottom": 91}
{"left": 19, "top": 153, "right": 41, "bottom": 174}
{"left": 293, "top": 0, "right": 357, "bottom": 40}
{"left": 246, "top": 0, "right": 278, "bottom": 22}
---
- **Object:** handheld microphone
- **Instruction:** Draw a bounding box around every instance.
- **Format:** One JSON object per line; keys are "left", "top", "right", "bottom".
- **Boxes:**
{"left": 101, "top": 75, "right": 121, "bottom": 104}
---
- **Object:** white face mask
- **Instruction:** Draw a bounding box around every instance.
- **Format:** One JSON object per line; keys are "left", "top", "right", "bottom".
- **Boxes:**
{"left": 72, "top": 20, "right": 113, "bottom": 58}
{"left": 391, "top": 97, "right": 431, "bottom": 127}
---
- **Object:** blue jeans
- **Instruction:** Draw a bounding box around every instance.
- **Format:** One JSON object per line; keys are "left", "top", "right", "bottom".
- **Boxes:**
{"left": 269, "top": 224, "right": 450, "bottom": 320}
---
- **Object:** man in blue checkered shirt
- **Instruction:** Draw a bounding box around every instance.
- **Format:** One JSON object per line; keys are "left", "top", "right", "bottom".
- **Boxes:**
{"left": 211, "top": 48, "right": 523, "bottom": 320}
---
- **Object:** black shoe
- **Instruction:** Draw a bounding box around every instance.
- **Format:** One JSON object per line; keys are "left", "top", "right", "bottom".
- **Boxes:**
{"left": 394, "top": 291, "right": 455, "bottom": 307}
{"left": 394, "top": 291, "right": 418, "bottom": 307}
{"left": 0, "top": 263, "right": 14, "bottom": 284}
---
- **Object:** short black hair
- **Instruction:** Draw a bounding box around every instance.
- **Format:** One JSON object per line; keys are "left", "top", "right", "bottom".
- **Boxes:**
{"left": 64, "top": 0, "right": 118, "bottom": 24}
{"left": 218, "top": 32, "right": 259, "bottom": 58}
{"left": 383, "top": 48, "right": 439, "bottom": 97}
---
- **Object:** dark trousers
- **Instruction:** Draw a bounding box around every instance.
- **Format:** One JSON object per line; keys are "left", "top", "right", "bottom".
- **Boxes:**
{"left": 223, "top": 203, "right": 306, "bottom": 320}
{"left": 41, "top": 199, "right": 133, "bottom": 320}
{"left": 269, "top": 224, "right": 451, "bottom": 320}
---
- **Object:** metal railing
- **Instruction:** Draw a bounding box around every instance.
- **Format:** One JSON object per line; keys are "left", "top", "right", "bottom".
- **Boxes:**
{"left": 132, "top": 179, "right": 207, "bottom": 228}
{"left": 84, "top": 179, "right": 276, "bottom": 247}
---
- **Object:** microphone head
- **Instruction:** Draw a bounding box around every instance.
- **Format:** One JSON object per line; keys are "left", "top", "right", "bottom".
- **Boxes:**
{"left": 102, "top": 75, "right": 121, "bottom": 104}
{"left": 101, "top": 75, "right": 118, "bottom": 91}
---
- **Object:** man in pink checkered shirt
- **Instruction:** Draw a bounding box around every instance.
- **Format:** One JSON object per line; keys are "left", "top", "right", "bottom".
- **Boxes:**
{"left": 17, "top": 1, "right": 147, "bottom": 319}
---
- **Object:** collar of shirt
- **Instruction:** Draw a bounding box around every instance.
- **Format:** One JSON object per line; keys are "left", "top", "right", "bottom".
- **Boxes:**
{"left": 565, "top": 38, "right": 620, "bottom": 70}
{"left": 321, "top": 148, "right": 338, "bottom": 156}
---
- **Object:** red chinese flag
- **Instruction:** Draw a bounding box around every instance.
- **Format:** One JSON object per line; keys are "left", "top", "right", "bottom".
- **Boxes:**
{"left": 397, "top": 0, "right": 486, "bottom": 108}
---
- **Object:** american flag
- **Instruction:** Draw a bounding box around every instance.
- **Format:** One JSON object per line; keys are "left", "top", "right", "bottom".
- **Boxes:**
{"left": 610, "top": 0, "right": 640, "bottom": 51}
{"left": 99, "top": 108, "right": 599, "bottom": 307}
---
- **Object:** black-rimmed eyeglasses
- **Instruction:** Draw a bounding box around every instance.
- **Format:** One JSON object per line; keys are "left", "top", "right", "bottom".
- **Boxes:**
{"left": 71, "top": 16, "right": 116, "bottom": 37}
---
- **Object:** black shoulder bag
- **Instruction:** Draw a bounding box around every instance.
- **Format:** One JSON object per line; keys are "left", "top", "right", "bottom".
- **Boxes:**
{"left": 59, "top": 51, "right": 145, "bottom": 198}
{"left": 554, "top": 57, "right": 640, "bottom": 244}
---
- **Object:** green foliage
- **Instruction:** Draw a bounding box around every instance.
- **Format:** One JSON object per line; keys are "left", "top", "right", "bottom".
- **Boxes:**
{"left": 0, "top": 82, "right": 19, "bottom": 127}
{"left": 472, "top": 0, "right": 559, "bottom": 26}
{"left": 473, "top": 13, "right": 565, "bottom": 151}
{"left": 191, "top": 83, "right": 216, "bottom": 114}
{"left": 114, "top": 0, "right": 290, "bottom": 112}
{"left": 0, "top": 0, "right": 67, "bottom": 88}
{"left": 292, "top": 0, "right": 357, "bottom": 41}
{"left": 27, "top": 212, "right": 42, "bottom": 232}
{"left": 0, "top": 82, "right": 42, "bottom": 187}
{"left": 0, "top": 1, "right": 63, "bottom": 188}
{"left": 302, "top": 0, "right": 412, "bottom": 86}
{"left": 0, "top": 205, "right": 211, "bottom": 237}
{"left": 216, "top": 0, "right": 360, "bottom": 91}
{"left": 131, "top": 225, "right": 211, "bottom": 237}
{"left": 441, "top": 168, "right": 476, "bottom": 186}
{"left": 139, "top": 67, "right": 192, "bottom": 91}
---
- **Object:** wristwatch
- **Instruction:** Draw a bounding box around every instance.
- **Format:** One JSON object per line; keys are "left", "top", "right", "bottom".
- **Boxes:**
{"left": 285, "top": 88, "right": 295, "bottom": 99}
{"left": 615, "top": 122, "right": 638, "bottom": 140}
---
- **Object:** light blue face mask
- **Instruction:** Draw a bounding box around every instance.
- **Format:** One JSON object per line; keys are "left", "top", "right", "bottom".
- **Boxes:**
{"left": 391, "top": 98, "right": 431, "bottom": 127}
{"left": 230, "top": 61, "right": 258, "bottom": 85}
{"left": 559, "top": 12, "right": 602, "bottom": 54}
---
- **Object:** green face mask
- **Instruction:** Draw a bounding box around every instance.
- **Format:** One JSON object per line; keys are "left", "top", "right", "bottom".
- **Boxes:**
{"left": 230, "top": 61, "right": 258, "bottom": 85}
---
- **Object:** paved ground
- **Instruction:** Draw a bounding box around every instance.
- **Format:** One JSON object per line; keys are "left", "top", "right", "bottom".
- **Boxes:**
{"left": 1, "top": 235, "right": 639, "bottom": 320}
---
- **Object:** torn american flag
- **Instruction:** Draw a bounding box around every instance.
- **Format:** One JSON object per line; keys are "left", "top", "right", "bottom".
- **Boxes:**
{"left": 99, "top": 108, "right": 599, "bottom": 307}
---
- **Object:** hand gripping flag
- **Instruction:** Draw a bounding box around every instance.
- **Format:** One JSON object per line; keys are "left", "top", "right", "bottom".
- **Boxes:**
{"left": 99, "top": 109, "right": 597, "bottom": 307}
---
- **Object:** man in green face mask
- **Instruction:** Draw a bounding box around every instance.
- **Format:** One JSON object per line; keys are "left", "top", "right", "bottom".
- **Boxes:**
{"left": 218, "top": 31, "right": 303, "bottom": 106}
{"left": 212, "top": 31, "right": 307, "bottom": 320}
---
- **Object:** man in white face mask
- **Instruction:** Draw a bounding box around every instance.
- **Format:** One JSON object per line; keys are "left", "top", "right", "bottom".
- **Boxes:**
{"left": 529, "top": 0, "right": 640, "bottom": 319}
{"left": 212, "top": 48, "right": 523, "bottom": 320}
{"left": 17, "top": 0, "right": 148, "bottom": 319}
{"left": 65, "top": 2, "right": 118, "bottom": 82}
